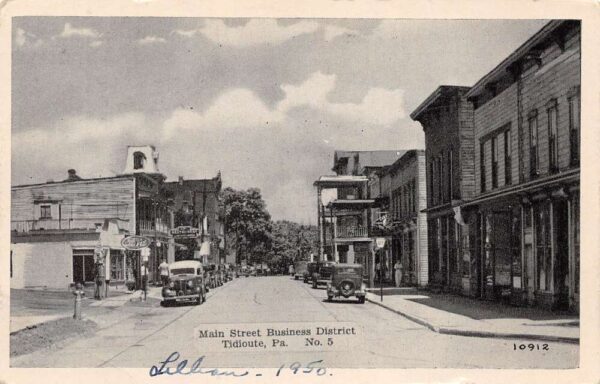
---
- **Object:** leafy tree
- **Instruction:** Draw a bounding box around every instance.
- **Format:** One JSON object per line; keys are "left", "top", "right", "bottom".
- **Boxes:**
{"left": 220, "top": 187, "right": 272, "bottom": 265}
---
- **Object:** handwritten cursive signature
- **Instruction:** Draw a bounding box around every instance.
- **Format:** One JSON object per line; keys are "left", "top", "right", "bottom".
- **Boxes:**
{"left": 149, "top": 351, "right": 249, "bottom": 377}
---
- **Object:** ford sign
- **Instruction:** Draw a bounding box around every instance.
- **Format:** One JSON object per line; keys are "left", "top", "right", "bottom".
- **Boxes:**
{"left": 121, "top": 235, "right": 151, "bottom": 250}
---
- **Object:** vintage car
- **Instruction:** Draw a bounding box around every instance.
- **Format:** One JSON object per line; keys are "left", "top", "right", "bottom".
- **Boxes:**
{"left": 293, "top": 260, "right": 308, "bottom": 280}
{"left": 161, "top": 260, "right": 207, "bottom": 306}
{"left": 326, "top": 264, "right": 366, "bottom": 303}
{"left": 304, "top": 262, "right": 317, "bottom": 283}
{"left": 311, "top": 261, "right": 336, "bottom": 289}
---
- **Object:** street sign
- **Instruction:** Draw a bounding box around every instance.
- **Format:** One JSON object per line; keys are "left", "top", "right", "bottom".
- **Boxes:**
{"left": 170, "top": 226, "right": 200, "bottom": 238}
{"left": 121, "top": 235, "right": 151, "bottom": 250}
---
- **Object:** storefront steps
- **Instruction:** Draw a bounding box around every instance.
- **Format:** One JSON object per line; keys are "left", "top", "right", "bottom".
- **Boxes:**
{"left": 365, "top": 292, "right": 579, "bottom": 344}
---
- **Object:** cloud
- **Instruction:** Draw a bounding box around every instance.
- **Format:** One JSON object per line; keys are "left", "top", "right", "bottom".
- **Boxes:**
{"left": 60, "top": 23, "right": 101, "bottom": 39}
{"left": 175, "top": 19, "right": 353, "bottom": 47}
{"left": 277, "top": 71, "right": 405, "bottom": 125}
{"left": 137, "top": 35, "right": 167, "bottom": 45}
{"left": 15, "top": 28, "right": 42, "bottom": 48}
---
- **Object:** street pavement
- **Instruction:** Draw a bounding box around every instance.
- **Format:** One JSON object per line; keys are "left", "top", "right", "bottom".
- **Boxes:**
{"left": 11, "top": 276, "right": 578, "bottom": 369}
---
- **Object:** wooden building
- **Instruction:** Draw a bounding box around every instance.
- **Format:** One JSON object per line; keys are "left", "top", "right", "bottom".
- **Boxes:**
{"left": 10, "top": 146, "right": 173, "bottom": 289}
{"left": 410, "top": 86, "right": 475, "bottom": 293}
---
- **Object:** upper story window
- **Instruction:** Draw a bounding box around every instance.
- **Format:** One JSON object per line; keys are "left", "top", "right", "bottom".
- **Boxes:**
{"left": 528, "top": 111, "right": 539, "bottom": 178}
{"left": 569, "top": 89, "right": 580, "bottom": 166}
{"left": 40, "top": 204, "right": 52, "bottom": 219}
{"left": 428, "top": 160, "right": 434, "bottom": 207}
{"left": 133, "top": 151, "right": 146, "bottom": 170}
{"left": 504, "top": 129, "right": 512, "bottom": 185}
{"left": 447, "top": 149, "right": 453, "bottom": 201}
{"left": 547, "top": 99, "right": 559, "bottom": 173}
{"left": 480, "top": 142, "right": 486, "bottom": 193}
{"left": 491, "top": 136, "right": 498, "bottom": 189}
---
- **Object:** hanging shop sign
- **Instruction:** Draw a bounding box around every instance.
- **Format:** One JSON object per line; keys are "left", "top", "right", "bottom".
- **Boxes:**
{"left": 121, "top": 235, "right": 151, "bottom": 250}
{"left": 170, "top": 226, "right": 200, "bottom": 238}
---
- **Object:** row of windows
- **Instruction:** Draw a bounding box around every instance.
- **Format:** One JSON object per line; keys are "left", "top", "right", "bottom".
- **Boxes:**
{"left": 480, "top": 93, "right": 580, "bottom": 193}
{"left": 528, "top": 94, "right": 580, "bottom": 180}
{"left": 428, "top": 149, "right": 456, "bottom": 206}
{"left": 480, "top": 128, "right": 512, "bottom": 192}
{"left": 391, "top": 179, "right": 417, "bottom": 218}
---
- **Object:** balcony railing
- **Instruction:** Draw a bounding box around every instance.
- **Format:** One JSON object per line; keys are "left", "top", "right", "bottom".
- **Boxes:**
{"left": 12, "top": 219, "right": 96, "bottom": 232}
{"left": 139, "top": 219, "right": 170, "bottom": 234}
{"left": 336, "top": 225, "right": 369, "bottom": 239}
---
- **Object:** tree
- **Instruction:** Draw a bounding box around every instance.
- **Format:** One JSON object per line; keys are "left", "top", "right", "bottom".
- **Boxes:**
{"left": 220, "top": 187, "right": 272, "bottom": 265}
{"left": 268, "top": 220, "right": 318, "bottom": 270}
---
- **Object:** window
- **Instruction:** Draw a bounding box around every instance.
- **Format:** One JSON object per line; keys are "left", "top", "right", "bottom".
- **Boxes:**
{"left": 480, "top": 142, "right": 486, "bottom": 192}
{"left": 110, "top": 250, "right": 125, "bottom": 280}
{"left": 448, "top": 150, "right": 453, "bottom": 200}
{"left": 569, "top": 93, "right": 580, "bottom": 166}
{"left": 504, "top": 130, "right": 512, "bottom": 185}
{"left": 528, "top": 112, "right": 539, "bottom": 178}
{"left": 133, "top": 151, "right": 146, "bottom": 170}
{"left": 547, "top": 100, "right": 559, "bottom": 172}
{"left": 428, "top": 160, "right": 434, "bottom": 206}
{"left": 491, "top": 136, "right": 498, "bottom": 189}
{"left": 72, "top": 249, "right": 95, "bottom": 283}
{"left": 40, "top": 205, "right": 52, "bottom": 219}
{"left": 437, "top": 156, "right": 443, "bottom": 203}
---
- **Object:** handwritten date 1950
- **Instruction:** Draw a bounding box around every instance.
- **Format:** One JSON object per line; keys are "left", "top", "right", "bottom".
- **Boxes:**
{"left": 276, "top": 360, "right": 328, "bottom": 376}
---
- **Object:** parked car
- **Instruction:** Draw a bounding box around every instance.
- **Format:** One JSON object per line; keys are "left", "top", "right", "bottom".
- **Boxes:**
{"left": 305, "top": 262, "right": 317, "bottom": 283}
{"left": 293, "top": 261, "right": 308, "bottom": 280}
{"left": 161, "top": 260, "right": 207, "bottom": 306}
{"left": 326, "top": 264, "right": 366, "bottom": 303}
{"left": 312, "top": 261, "right": 336, "bottom": 289}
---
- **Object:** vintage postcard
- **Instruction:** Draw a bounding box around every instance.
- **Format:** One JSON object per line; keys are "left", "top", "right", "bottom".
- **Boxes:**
{"left": 1, "top": 1, "right": 598, "bottom": 383}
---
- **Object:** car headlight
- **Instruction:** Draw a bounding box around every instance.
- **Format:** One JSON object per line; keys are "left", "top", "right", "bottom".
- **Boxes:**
{"left": 169, "top": 282, "right": 175, "bottom": 288}
{"left": 187, "top": 280, "right": 194, "bottom": 288}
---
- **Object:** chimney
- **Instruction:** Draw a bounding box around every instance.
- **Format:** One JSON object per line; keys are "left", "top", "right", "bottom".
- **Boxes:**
{"left": 66, "top": 169, "right": 82, "bottom": 181}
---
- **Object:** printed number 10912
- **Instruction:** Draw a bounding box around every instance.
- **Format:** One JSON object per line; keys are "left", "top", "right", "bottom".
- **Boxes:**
{"left": 513, "top": 343, "right": 549, "bottom": 351}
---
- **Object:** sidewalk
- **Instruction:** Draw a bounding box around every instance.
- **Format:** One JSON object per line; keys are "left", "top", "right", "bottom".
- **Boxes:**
{"left": 366, "top": 291, "right": 579, "bottom": 344}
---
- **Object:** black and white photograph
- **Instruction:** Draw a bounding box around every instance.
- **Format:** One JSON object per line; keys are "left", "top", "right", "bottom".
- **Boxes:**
{"left": 1, "top": 1, "right": 598, "bottom": 383}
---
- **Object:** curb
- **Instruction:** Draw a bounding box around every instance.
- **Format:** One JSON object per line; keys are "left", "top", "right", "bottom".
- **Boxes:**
{"left": 366, "top": 297, "right": 579, "bottom": 344}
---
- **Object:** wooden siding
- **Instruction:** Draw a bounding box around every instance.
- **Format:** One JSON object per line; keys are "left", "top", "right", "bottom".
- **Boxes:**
{"left": 12, "top": 177, "right": 136, "bottom": 234}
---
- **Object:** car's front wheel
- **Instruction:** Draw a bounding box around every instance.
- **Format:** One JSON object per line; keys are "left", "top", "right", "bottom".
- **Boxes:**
{"left": 358, "top": 296, "right": 365, "bottom": 304}
{"left": 327, "top": 295, "right": 333, "bottom": 302}
{"left": 312, "top": 281, "right": 317, "bottom": 289}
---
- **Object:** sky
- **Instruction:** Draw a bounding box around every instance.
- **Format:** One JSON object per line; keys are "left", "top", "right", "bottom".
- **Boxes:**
{"left": 12, "top": 17, "right": 548, "bottom": 223}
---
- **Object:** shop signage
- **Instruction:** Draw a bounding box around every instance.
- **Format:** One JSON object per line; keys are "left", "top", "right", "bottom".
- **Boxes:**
{"left": 170, "top": 226, "right": 200, "bottom": 238}
{"left": 121, "top": 235, "right": 151, "bottom": 250}
{"left": 375, "top": 238, "right": 386, "bottom": 249}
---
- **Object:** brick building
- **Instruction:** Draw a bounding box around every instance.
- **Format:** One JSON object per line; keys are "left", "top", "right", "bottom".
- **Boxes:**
{"left": 410, "top": 86, "right": 475, "bottom": 293}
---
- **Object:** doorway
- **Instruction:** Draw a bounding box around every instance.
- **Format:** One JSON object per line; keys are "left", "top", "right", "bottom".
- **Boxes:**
{"left": 553, "top": 200, "right": 569, "bottom": 310}
{"left": 72, "top": 249, "right": 95, "bottom": 283}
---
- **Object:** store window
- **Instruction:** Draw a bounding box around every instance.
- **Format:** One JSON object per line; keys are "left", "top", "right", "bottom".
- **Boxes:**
{"left": 534, "top": 201, "right": 552, "bottom": 291}
{"left": 72, "top": 249, "right": 95, "bottom": 283}
{"left": 110, "top": 250, "right": 125, "bottom": 280}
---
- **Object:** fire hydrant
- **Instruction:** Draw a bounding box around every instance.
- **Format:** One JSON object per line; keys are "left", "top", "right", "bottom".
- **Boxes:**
{"left": 72, "top": 282, "right": 84, "bottom": 320}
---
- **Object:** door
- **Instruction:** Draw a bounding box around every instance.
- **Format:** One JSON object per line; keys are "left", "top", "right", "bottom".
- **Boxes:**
{"left": 553, "top": 200, "right": 569, "bottom": 310}
{"left": 73, "top": 249, "right": 95, "bottom": 283}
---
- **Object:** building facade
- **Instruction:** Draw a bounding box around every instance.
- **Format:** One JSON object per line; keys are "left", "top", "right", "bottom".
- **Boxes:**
{"left": 412, "top": 21, "right": 580, "bottom": 312}
{"left": 11, "top": 146, "right": 174, "bottom": 289}
{"left": 163, "top": 174, "right": 225, "bottom": 265}
{"left": 411, "top": 86, "right": 475, "bottom": 293}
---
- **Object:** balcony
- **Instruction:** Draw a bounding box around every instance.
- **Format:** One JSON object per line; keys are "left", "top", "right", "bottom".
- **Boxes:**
{"left": 139, "top": 219, "right": 170, "bottom": 235}
{"left": 336, "top": 225, "right": 369, "bottom": 239}
{"left": 12, "top": 219, "right": 97, "bottom": 232}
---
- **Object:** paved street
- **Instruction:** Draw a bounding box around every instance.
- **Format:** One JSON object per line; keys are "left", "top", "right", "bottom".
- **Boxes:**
{"left": 11, "top": 276, "right": 578, "bottom": 369}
